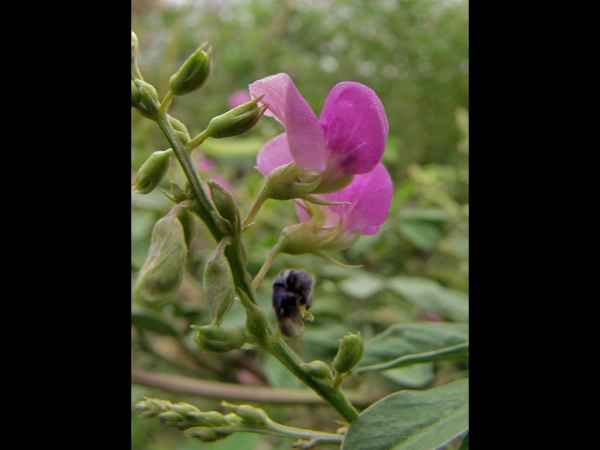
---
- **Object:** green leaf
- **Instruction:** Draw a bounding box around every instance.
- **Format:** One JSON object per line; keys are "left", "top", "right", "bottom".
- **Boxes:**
{"left": 400, "top": 221, "right": 440, "bottom": 250}
{"left": 131, "top": 310, "right": 179, "bottom": 338}
{"left": 387, "top": 277, "right": 468, "bottom": 322}
{"left": 341, "top": 378, "right": 469, "bottom": 450}
{"left": 338, "top": 272, "right": 385, "bottom": 300}
{"left": 358, "top": 322, "right": 468, "bottom": 370}
{"left": 457, "top": 431, "right": 469, "bottom": 450}
{"left": 380, "top": 363, "right": 434, "bottom": 388}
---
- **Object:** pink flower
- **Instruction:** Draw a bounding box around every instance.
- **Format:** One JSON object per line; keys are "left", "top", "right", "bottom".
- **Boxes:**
{"left": 196, "top": 156, "right": 216, "bottom": 172}
{"left": 228, "top": 89, "right": 251, "bottom": 109}
{"left": 250, "top": 73, "right": 388, "bottom": 193}
{"left": 295, "top": 162, "right": 393, "bottom": 250}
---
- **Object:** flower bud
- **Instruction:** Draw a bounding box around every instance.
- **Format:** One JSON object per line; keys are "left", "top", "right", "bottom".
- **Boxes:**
{"left": 134, "top": 215, "right": 187, "bottom": 304}
{"left": 221, "top": 402, "right": 268, "bottom": 425}
{"left": 183, "top": 427, "right": 223, "bottom": 442}
{"left": 263, "top": 162, "right": 323, "bottom": 201}
{"left": 133, "top": 79, "right": 160, "bottom": 118}
{"left": 169, "top": 43, "right": 211, "bottom": 96}
{"left": 333, "top": 332, "right": 364, "bottom": 375}
{"left": 132, "top": 150, "right": 171, "bottom": 194}
{"left": 204, "top": 237, "right": 235, "bottom": 327}
{"left": 208, "top": 180, "right": 239, "bottom": 235}
{"left": 301, "top": 360, "right": 333, "bottom": 382}
{"left": 191, "top": 325, "right": 246, "bottom": 353}
{"left": 169, "top": 116, "right": 191, "bottom": 145}
{"left": 205, "top": 97, "right": 268, "bottom": 139}
{"left": 176, "top": 208, "right": 196, "bottom": 251}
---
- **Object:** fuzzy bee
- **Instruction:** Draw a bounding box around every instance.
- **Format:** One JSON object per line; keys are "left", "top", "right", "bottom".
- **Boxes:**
{"left": 272, "top": 269, "right": 315, "bottom": 338}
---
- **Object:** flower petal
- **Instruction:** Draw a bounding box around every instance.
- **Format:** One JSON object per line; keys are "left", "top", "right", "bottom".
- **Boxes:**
{"left": 250, "top": 73, "right": 326, "bottom": 172}
{"left": 326, "top": 162, "right": 393, "bottom": 234}
{"left": 319, "top": 82, "right": 388, "bottom": 175}
{"left": 256, "top": 133, "right": 293, "bottom": 176}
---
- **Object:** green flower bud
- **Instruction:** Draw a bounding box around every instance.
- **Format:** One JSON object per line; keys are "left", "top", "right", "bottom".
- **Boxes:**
{"left": 191, "top": 325, "right": 247, "bottom": 353}
{"left": 169, "top": 116, "right": 191, "bottom": 145}
{"left": 332, "top": 332, "right": 364, "bottom": 375}
{"left": 221, "top": 402, "right": 268, "bottom": 426}
{"left": 176, "top": 208, "right": 196, "bottom": 251}
{"left": 183, "top": 427, "right": 224, "bottom": 442}
{"left": 169, "top": 43, "right": 212, "bottom": 96}
{"left": 207, "top": 180, "right": 239, "bottom": 233}
{"left": 204, "top": 237, "right": 235, "bottom": 327}
{"left": 134, "top": 215, "right": 187, "bottom": 304}
{"left": 205, "top": 97, "right": 268, "bottom": 139}
{"left": 157, "top": 411, "right": 188, "bottom": 428}
{"left": 301, "top": 360, "right": 333, "bottom": 382}
{"left": 263, "top": 162, "right": 323, "bottom": 201}
{"left": 193, "top": 411, "right": 228, "bottom": 427}
{"left": 238, "top": 292, "right": 272, "bottom": 342}
{"left": 133, "top": 150, "right": 171, "bottom": 194}
{"left": 133, "top": 79, "right": 160, "bottom": 118}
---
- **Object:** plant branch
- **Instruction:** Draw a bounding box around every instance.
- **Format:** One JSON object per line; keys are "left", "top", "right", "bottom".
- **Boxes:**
{"left": 131, "top": 366, "right": 381, "bottom": 407}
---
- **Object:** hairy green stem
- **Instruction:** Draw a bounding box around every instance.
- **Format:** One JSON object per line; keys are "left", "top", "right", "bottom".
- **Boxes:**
{"left": 232, "top": 423, "right": 343, "bottom": 445}
{"left": 187, "top": 129, "right": 209, "bottom": 149}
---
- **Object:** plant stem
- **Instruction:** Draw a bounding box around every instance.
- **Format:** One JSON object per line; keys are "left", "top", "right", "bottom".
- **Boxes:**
{"left": 241, "top": 187, "right": 268, "bottom": 230}
{"left": 187, "top": 129, "right": 209, "bottom": 149}
{"left": 251, "top": 244, "right": 280, "bottom": 291}
{"left": 266, "top": 340, "right": 359, "bottom": 423}
{"left": 160, "top": 91, "right": 175, "bottom": 112}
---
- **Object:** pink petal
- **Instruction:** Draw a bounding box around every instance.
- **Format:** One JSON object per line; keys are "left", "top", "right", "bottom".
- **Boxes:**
{"left": 319, "top": 82, "right": 388, "bottom": 175}
{"left": 250, "top": 73, "right": 326, "bottom": 173}
{"left": 256, "top": 133, "right": 294, "bottom": 176}
{"left": 326, "top": 162, "right": 393, "bottom": 234}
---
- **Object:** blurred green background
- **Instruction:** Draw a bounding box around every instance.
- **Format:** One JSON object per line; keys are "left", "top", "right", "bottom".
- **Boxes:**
{"left": 132, "top": 0, "right": 468, "bottom": 448}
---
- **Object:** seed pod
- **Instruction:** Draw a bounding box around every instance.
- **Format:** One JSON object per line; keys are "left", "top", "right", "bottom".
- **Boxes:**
{"left": 134, "top": 215, "right": 187, "bottom": 304}
{"left": 207, "top": 180, "right": 240, "bottom": 235}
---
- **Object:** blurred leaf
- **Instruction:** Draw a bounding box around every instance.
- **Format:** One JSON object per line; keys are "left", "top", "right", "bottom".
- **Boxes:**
{"left": 387, "top": 277, "right": 468, "bottom": 322}
{"left": 201, "top": 137, "right": 264, "bottom": 158}
{"left": 399, "top": 220, "right": 440, "bottom": 250}
{"left": 339, "top": 272, "right": 385, "bottom": 300}
{"left": 458, "top": 432, "right": 469, "bottom": 450}
{"left": 131, "top": 310, "right": 179, "bottom": 338}
{"left": 400, "top": 208, "right": 449, "bottom": 222}
{"left": 341, "top": 378, "right": 468, "bottom": 450}
{"left": 380, "top": 363, "right": 434, "bottom": 389}
{"left": 358, "top": 322, "right": 468, "bottom": 370}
